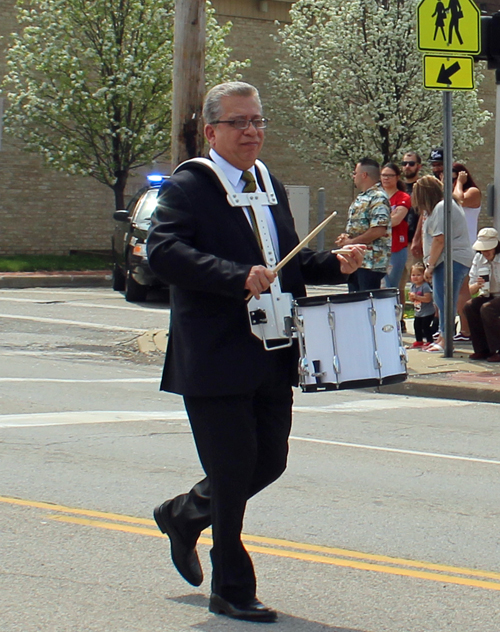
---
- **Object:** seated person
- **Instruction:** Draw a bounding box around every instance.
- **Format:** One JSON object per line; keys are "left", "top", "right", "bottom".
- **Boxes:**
{"left": 463, "top": 228, "right": 500, "bottom": 362}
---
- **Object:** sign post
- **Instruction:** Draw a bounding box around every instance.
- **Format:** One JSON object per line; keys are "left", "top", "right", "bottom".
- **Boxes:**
{"left": 443, "top": 91, "right": 454, "bottom": 359}
{"left": 417, "top": 0, "right": 481, "bottom": 357}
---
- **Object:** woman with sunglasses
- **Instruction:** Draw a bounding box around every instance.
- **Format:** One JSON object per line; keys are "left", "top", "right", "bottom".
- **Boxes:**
{"left": 380, "top": 163, "right": 411, "bottom": 291}
{"left": 452, "top": 162, "right": 482, "bottom": 341}
{"left": 411, "top": 176, "right": 473, "bottom": 353}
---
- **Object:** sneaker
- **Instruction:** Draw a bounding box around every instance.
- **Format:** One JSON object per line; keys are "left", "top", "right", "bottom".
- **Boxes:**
{"left": 453, "top": 332, "right": 471, "bottom": 342}
{"left": 432, "top": 331, "right": 439, "bottom": 340}
{"left": 411, "top": 341, "right": 424, "bottom": 348}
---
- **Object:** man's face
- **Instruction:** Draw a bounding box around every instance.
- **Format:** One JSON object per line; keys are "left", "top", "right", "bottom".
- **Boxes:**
{"left": 431, "top": 161, "right": 443, "bottom": 179}
{"left": 204, "top": 95, "right": 264, "bottom": 171}
{"left": 402, "top": 154, "right": 421, "bottom": 180}
{"left": 353, "top": 163, "right": 366, "bottom": 191}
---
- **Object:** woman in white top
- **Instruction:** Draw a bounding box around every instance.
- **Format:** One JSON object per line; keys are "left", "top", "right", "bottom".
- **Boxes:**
{"left": 411, "top": 175, "right": 473, "bottom": 353}
{"left": 463, "top": 228, "right": 500, "bottom": 362}
{"left": 452, "top": 162, "right": 482, "bottom": 341}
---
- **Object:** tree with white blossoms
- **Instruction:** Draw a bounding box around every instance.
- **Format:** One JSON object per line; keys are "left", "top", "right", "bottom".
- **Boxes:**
{"left": 2, "top": 0, "right": 248, "bottom": 208}
{"left": 269, "top": 0, "right": 491, "bottom": 173}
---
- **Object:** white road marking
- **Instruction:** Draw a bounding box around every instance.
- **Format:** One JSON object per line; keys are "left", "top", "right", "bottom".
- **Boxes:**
{"left": 0, "top": 377, "right": 159, "bottom": 383}
{"left": 1, "top": 404, "right": 499, "bottom": 466}
{"left": 293, "top": 398, "right": 471, "bottom": 414}
{"left": 0, "top": 411, "right": 188, "bottom": 428}
{"left": 0, "top": 296, "right": 167, "bottom": 314}
{"left": 289, "top": 436, "right": 500, "bottom": 466}
{"left": 0, "top": 313, "right": 145, "bottom": 333}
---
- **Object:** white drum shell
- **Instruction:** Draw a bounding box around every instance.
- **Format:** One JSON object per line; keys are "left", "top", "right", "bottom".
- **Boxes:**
{"left": 294, "top": 290, "right": 407, "bottom": 391}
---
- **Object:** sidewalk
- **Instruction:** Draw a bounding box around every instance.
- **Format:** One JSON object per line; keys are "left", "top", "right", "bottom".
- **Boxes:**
{"left": 0, "top": 270, "right": 112, "bottom": 288}
{"left": 380, "top": 321, "right": 500, "bottom": 404}
{"left": 1, "top": 272, "right": 499, "bottom": 403}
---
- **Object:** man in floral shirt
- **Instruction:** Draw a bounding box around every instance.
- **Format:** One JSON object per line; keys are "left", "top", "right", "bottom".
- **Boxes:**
{"left": 336, "top": 157, "right": 391, "bottom": 292}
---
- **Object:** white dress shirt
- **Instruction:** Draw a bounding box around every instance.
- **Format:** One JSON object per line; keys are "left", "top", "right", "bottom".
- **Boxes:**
{"left": 209, "top": 149, "right": 280, "bottom": 259}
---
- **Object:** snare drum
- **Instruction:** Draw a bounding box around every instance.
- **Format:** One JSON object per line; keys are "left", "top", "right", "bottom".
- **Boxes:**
{"left": 293, "top": 289, "right": 407, "bottom": 391}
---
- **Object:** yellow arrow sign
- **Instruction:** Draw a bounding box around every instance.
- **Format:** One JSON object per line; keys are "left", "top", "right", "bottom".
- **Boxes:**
{"left": 417, "top": 0, "right": 480, "bottom": 54}
{"left": 423, "top": 54, "right": 475, "bottom": 90}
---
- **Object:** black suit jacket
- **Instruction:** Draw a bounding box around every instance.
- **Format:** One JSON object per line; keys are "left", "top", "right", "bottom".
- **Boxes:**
{"left": 147, "top": 162, "right": 347, "bottom": 397}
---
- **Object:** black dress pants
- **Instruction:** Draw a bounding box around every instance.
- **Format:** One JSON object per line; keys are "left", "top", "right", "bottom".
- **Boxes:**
{"left": 169, "top": 350, "right": 293, "bottom": 604}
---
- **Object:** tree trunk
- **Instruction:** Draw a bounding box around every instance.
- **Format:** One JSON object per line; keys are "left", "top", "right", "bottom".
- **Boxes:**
{"left": 171, "top": 0, "right": 206, "bottom": 169}
{"left": 112, "top": 169, "right": 128, "bottom": 210}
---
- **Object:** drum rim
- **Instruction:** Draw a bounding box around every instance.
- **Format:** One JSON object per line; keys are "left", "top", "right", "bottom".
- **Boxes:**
{"left": 295, "top": 288, "right": 398, "bottom": 307}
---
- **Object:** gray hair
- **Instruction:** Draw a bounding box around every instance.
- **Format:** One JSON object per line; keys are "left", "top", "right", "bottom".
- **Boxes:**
{"left": 203, "top": 82, "right": 262, "bottom": 124}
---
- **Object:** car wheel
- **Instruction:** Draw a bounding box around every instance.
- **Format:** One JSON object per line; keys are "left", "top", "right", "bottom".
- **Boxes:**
{"left": 112, "top": 264, "right": 126, "bottom": 291}
{"left": 125, "top": 268, "right": 148, "bottom": 302}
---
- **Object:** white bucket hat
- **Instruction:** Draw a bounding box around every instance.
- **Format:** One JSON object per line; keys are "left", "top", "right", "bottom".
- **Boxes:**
{"left": 473, "top": 227, "right": 499, "bottom": 251}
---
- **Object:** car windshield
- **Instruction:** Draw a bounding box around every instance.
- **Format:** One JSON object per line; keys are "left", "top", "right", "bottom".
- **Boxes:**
{"left": 134, "top": 188, "right": 160, "bottom": 223}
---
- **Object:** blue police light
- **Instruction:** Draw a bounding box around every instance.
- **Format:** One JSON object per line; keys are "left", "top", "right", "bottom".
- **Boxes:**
{"left": 147, "top": 174, "right": 165, "bottom": 184}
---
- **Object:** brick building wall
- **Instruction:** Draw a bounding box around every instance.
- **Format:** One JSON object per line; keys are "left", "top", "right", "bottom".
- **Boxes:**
{"left": 1, "top": 0, "right": 500, "bottom": 255}
{"left": 0, "top": 0, "right": 124, "bottom": 256}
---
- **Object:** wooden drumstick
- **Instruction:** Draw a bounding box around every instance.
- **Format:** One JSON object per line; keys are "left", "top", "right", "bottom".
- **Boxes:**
{"left": 273, "top": 210, "right": 339, "bottom": 274}
{"left": 246, "top": 210, "right": 349, "bottom": 301}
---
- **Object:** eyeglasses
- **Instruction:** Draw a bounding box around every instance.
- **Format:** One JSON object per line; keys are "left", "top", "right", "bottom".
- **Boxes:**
{"left": 381, "top": 173, "right": 397, "bottom": 178}
{"left": 401, "top": 161, "right": 417, "bottom": 166}
{"left": 212, "top": 117, "right": 269, "bottom": 130}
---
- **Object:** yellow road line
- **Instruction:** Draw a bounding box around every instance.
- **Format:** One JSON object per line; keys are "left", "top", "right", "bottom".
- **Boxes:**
{"left": 46, "top": 515, "right": 500, "bottom": 593}
{"left": 0, "top": 495, "right": 153, "bottom": 525}
{"left": 3, "top": 495, "right": 500, "bottom": 591}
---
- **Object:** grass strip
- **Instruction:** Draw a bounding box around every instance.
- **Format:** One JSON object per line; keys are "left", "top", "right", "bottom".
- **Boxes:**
{"left": 0, "top": 254, "right": 112, "bottom": 272}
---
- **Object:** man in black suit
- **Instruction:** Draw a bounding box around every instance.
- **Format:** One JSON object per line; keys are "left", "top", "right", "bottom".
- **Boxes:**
{"left": 147, "top": 81, "right": 364, "bottom": 623}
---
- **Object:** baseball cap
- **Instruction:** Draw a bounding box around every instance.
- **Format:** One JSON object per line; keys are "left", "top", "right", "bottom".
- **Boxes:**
{"left": 429, "top": 148, "right": 444, "bottom": 162}
{"left": 473, "top": 227, "right": 499, "bottom": 251}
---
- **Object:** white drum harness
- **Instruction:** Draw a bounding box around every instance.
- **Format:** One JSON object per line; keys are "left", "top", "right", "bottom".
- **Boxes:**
{"left": 174, "top": 158, "right": 294, "bottom": 350}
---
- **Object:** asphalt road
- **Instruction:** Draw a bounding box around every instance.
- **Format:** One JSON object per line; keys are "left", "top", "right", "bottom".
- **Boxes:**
{"left": 1, "top": 287, "right": 499, "bottom": 631}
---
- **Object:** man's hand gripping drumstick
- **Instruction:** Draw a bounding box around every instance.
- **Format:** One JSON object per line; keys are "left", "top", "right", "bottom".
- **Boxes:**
{"left": 245, "top": 211, "right": 366, "bottom": 299}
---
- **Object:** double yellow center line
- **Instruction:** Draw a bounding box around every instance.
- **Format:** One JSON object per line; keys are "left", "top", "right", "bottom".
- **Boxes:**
{"left": 2, "top": 494, "right": 500, "bottom": 592}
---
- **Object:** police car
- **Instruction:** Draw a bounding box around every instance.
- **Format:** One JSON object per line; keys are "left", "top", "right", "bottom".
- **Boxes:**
{"left": 111, "top": 174, "right": 167, "bottom": 302}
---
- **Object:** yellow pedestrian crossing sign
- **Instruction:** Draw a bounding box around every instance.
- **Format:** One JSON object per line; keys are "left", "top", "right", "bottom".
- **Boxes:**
{"left": 417, "top": 0, "right": 481, "bottom": 55}
{"left": 423, "top": 54, "right": 475, "bottom": 90}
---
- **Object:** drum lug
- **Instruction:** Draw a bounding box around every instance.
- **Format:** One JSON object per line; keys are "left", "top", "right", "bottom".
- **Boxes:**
{"left": 399, "top": 346, "right": 408, "bottom": 366}
{"left": 368, "top": 306, "right": 377, "bottom": 326}
{"left": 299, "top": 357, "right": 309, "bottom": 376}
{"left": 327, "top": 307, "right": 341, "bottom": 379}
{"left": 294, "top": 314, "right": 304, "bottom": 334}
{"left": 333, "top": 355, "right": 340, "bottom": 374}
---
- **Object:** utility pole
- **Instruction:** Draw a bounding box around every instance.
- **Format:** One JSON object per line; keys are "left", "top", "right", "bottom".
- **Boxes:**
{"left": 171, "top": 0, "right": 206, "bottom": 169}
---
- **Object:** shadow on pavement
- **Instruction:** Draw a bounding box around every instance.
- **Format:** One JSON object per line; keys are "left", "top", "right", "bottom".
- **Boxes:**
{"left": 168, "top": 593, "right": 371, "bottom": 631}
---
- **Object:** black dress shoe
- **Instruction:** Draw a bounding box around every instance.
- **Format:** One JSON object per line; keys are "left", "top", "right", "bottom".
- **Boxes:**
{"left": 209, "top": 593, "right": 277, "bottom": 623}
{"left": 469, "top": 351, "right": 490, "bottom": 360}
{"left": 153, "top": 500, "right": 203, "bottom": 586}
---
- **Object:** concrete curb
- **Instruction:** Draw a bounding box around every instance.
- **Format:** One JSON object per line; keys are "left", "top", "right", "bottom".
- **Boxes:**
{"left": 380, "top": 376, "right": 500, "bottom": 404}
{"left": 1, "top": 275, "right": 499, "bottom": 404}
{"left": 0, "top": 271, "right": 112, "bottom": 288}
